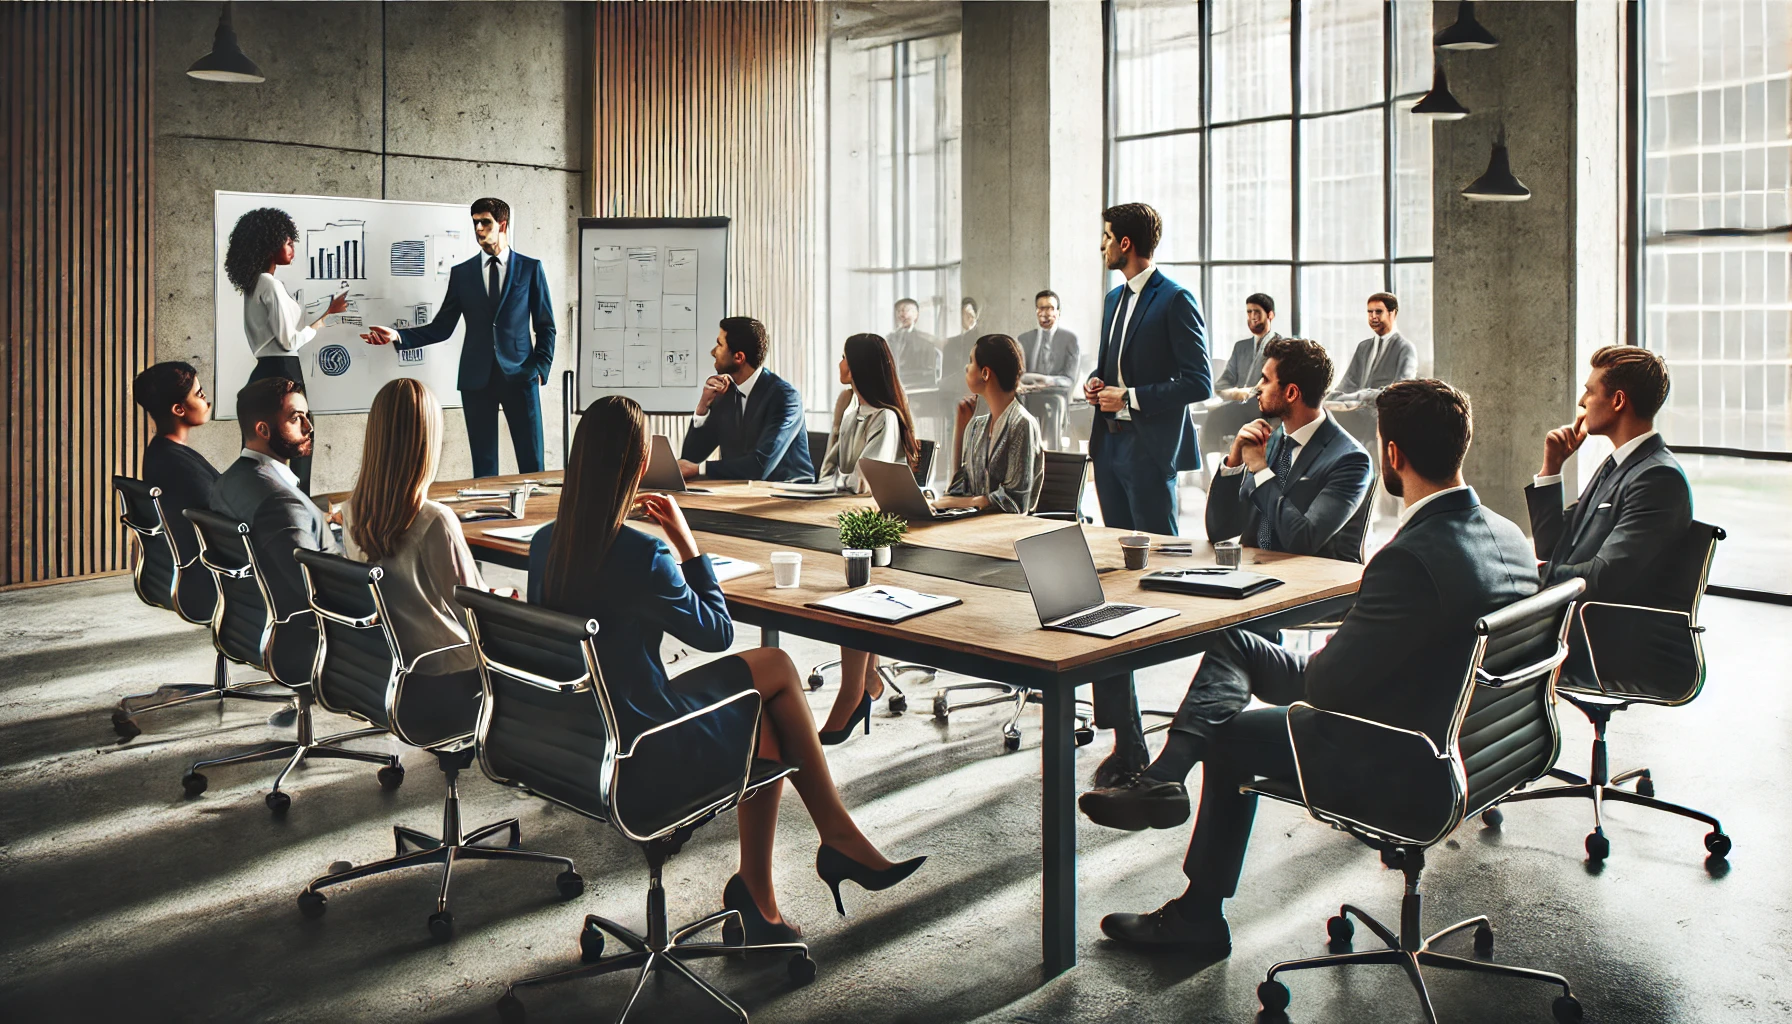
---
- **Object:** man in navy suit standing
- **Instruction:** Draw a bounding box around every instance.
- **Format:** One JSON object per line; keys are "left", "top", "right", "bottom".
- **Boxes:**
{"left": 363, "top": 197, "right": 555, "bottom": 477}
{"left": 1084, "top": 202, "right": 1211, "bottom": 536}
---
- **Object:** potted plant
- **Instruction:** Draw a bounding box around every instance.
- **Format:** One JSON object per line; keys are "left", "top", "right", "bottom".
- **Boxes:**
{"left": 837, "top": 507, "right": 907, "bottom": 567}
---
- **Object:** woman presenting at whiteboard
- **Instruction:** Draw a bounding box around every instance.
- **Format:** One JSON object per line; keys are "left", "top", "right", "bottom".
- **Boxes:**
{"left": 224, "top": 207, "right": 347, "bottom": 494}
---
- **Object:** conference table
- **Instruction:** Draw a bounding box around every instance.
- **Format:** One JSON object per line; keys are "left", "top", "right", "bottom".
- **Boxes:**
{"left": 432, "top": 472, "right": 1364, "bottom": 977}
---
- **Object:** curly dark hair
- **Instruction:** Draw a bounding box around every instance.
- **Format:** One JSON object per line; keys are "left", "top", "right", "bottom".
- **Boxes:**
{"left": 224, "top": 207, "right": 298, "bottom": 293}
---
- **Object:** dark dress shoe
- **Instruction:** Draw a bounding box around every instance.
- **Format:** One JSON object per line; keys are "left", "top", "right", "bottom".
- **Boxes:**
{"left": 1079, "top": 776, "right": 1191, "bottom": 831}
{"left": 1091, "top": 750, "right": 1147, "bottom": 789}
{"left": 1100, "top": 902, "right": 1231, "bottom": 954}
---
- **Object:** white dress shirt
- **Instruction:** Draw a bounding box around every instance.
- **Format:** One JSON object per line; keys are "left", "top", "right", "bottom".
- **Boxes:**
{"left": 245, "top": 274, "right": 317, "bottom": 359}
{"left": 240, "top": 446, "right": 302, "bottom": 493}
{"left": 1218, "top": 408, "right": 1330, "bottom": 486}
{"left": 690, "top": 365, "right": 763, "bottom": 427}
{"left": 1110, "top": 264, "right": 1156, "bottom": 420}
{"left": 1396, "top": 483, "right": 1473, "bottom": 532}
{"left": 1533, "top": 429, "right": 1659, "bottom": 490}
{"left": 483, "top": 246, "right": 509, "bottom": 297}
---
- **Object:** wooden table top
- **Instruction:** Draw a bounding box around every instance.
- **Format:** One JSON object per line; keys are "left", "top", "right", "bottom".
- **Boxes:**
{"left": 342, "top": 472, "right": 1364, "bottom": 676}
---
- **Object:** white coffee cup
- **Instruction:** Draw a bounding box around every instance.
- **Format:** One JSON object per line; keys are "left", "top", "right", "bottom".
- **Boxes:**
{"left": 771, "top": 551, "right": 802, "bottom": 588}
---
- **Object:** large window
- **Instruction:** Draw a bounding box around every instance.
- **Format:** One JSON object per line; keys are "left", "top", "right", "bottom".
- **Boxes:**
{"left": 1639, "top": 0, "right": 1792, "bottom": 598}
{"left": 1110, "top": 0, "right": 1433, "bottom": 373}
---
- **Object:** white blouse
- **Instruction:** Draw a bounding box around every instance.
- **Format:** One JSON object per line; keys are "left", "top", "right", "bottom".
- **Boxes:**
{"left": 819, "top": 394, "right": 905, "bottom": 493}
{"left": 343, "top": 500, "right": 488, "bottom": 674}
{"left": 245, "top": 273, "right": 317, "bottom": 359}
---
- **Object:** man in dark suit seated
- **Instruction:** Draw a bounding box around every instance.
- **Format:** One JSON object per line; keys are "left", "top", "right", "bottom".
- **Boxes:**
{"left": 1082, "top": 379, "right": 1540, "bottom": 955}
{"left": 212, "top": 377, "right": 344, "bottom": 679}
{"left": 1016, "top": 289, "right": 1081, "bottom": 445}
{"left": 1526, "top": 345, "right": 1690, "bottom": 680}
{"left": 1212, "top": 292, "right": 1283, "bottom": 404}
{"left": 679, "top": 316, "right": 815, "bottom": 483}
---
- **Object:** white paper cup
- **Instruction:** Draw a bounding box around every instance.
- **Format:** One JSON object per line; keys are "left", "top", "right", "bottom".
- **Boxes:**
{"left": 771, "top": 551, "right": 802, "bottom": 588}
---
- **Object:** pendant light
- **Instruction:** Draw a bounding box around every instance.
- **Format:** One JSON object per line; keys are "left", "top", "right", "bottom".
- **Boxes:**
{"left": 1435, "top": 1, "right": 1499, "bottom": 51}
{"left": 1412, "top": 63, "right": 1470, "bottom": 119}
{"left": 187, "top": 2, "right": 266, "bottom": 83}
{"left": 1462, "top": 134, "right": 1530, "bottom": 202}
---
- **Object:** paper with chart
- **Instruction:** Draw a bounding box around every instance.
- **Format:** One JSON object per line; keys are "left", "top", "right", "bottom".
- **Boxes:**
{"left": 213, "top": 191, "right": 494, "bottom": 415}
{"left": 577, "top": 218, "right": 726, "bottom": 412}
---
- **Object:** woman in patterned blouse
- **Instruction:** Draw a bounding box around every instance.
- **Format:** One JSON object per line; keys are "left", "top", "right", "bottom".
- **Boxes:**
{"left": 936, "top": 333, "right": 1045, "bottom": 514}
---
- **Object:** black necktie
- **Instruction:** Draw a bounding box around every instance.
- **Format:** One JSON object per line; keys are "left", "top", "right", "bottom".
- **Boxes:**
{"left": 1037, "top": 330, "right": 1053, "bottom": 372}
{"left": 1104, "top": 290, "right": 1133, "bottom": 383}
{"left": 487, "top": 257, "right": 501, "bottom": 306}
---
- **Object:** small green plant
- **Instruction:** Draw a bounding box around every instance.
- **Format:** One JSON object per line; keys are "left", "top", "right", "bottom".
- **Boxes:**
{"left": 836, "top": 507, "right": 907, "bottom": 550}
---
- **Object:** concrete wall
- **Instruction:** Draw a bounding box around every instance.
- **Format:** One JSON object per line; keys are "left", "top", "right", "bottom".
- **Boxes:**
{"left": 154, "top": 1, "right": 586, "bottom": 492}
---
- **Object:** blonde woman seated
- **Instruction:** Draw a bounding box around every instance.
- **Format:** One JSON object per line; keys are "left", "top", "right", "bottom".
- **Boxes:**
{"left": 819, "top": 333, "right": 922, "bottom": 494}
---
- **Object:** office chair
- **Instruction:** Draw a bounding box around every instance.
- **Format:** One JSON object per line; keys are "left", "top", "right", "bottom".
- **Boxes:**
{"left": 180, "top": 509, "right": 398, "bottom": 812}
{"left": 110, "top": 476, "right": 292, "bottom": 739}
{"left": 928, "top": 451, "right": 1097, "bottom": 751}
{"left": 453, "top": 588, "right": 814, "bottom": 1024}
{"left": 1250, "top": 580, "right": 1587, "bottom": 1023}
{"left": 1482, "top": 521, "right": 1730, "bottom": 863}
{"left": 291, "top": 551, "right": 582, "bottom": 938}
{"left": 806, "top": 429, "right": 830, "bottom": 470}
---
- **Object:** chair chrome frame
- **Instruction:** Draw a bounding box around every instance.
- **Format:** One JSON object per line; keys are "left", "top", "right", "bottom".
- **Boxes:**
{"left": 457, "top": 590, "right": 812, "bottom": 1023}
{"left": 1246, "top": 581, "right": 1586, "bottom": 1024}
{"left": 179, "top": 511, "right": 393, "bottom": 811}
{"left": 1485, "top": 523, "right": 1729, "bottom": 863}
{"left": 110, "top": 478, "right": 291, "bottom": 738}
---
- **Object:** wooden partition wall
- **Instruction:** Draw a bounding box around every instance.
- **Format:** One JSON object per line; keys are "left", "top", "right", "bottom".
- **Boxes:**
{"left": 1, "top": 3, "right": 156, "bottom": 588}
{"left": 589, "top": 1, "right": 817, "bottom": 372}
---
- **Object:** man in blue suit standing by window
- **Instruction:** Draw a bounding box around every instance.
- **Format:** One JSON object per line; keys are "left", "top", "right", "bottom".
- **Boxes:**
{"left": 362, "top": 197, "right": 555, "bottom": 478}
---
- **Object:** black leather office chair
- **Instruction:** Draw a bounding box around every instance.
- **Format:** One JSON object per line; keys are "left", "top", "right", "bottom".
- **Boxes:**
{"left": 1483, "top": 520, "right": 1729, "bottom": 863}
{"left": 452, "top": 588, "right": 813, "bottom": 1023}
{"left": 806, "top": 429, "right": 830, "bottom": 469}
{"left": 290, "top": 551, "right": 582, "bottom": 938}
{"left": 179, "top": 509, "right": 398, "bottom": 812}
{"left": 110, "top": 476, "right": 291, "bottom": 738}
{"left": 1249, "top": 580, "right": 1586, "bottom": 1023}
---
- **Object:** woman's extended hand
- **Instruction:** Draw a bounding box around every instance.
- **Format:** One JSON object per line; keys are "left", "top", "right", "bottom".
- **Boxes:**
{"left": 325, "top": 291, "right": 350, "bottom": 316}
{"left": 636, "top": 492, "right": 701, "bottom": 562}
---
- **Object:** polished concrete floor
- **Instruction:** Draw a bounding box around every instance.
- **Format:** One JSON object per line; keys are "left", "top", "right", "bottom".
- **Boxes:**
{"left": 2, "top": 571, "right": 1787, "bottom": 1024}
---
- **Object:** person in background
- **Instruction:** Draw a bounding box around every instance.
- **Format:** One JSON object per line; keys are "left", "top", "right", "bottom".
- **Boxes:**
{"left": 1213, "top": 293, "right": 1283, "bottom": 404}
{"left": 887, "top": 297, "right": 943, "bottom": 392}
{"left": 938, "top": 297, "right": 982, "bottom": 439}
{"left": 1326, "top": 292, "right": 1417, "bottom": 408}
{"left": 1016, "top": 289, "right": 1081, "bottom": 445}
{"left": 938, "top": 334, "right": 1045, "bottom": 515}
{"left": 530, "top": 396, "right": 923, "bottom": 944}
{"left": 134, "top": 361, "right": 221, "bottom": 563}
{"left": 224, "top": 207, "right": 348, "bottom": 494}
{"left": 678, "top": 316, "right": 814, "bottom": 482}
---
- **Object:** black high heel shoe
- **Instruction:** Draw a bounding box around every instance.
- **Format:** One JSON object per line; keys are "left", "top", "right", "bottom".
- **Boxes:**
{"left": 818, "top": 692, "right": 873, "bottom": 746}
{"left": 722, "top": 874, "right": 802, "bottom": 945}
{"left": 815, "top": 844, "right": 926, "bottom": 916}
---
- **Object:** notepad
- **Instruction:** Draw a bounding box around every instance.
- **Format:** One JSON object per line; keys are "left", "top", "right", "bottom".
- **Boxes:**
{"left": 808, "top": 585, "right": 962, "bottom": 623}
{"left": 457, "top": 488, "right": 508, "bottom": 498}
{"left": 484, "top": 521, "right": 549, "bottom": 541}
{"left": 1138, "top": 569, "right": 1284, "bottom": 599}
{"left": 710, "top": 556, "right": 761, "bottom": 583}
{"left": 772, "top": 480, "right": 849, "bottom": 499}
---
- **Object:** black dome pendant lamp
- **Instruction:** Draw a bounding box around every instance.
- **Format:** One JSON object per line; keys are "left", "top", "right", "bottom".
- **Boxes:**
{"left": 1435, "top": 1, "right": 1500, "bottom": 51}
{"left": 1413, "top": 63, "right": 1470, "bottom": 119}
{"left": 1462, "top": 132, "right": 1530, "bottom": 202}
{"left": 187, "top": 2, "right": 266, "bottom": 83}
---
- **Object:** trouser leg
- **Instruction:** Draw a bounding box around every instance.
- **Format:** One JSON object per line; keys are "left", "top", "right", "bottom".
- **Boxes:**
{"left": 1091, "top": 428, "right": 1135, "bottom": 532}
{"left": 1145, "top": 629, "right": 1308, "bottom": 783}
{"left": 1181, "top": 707, "right": 1297, "bottom": 897}
{"left": 1124, "top": 435, "right": 1179, "bottom": 537}
{"left": 462, "top": 383, "right": 502, "bottom": 479}
{"left": 1090, "top": 674, "right": 1147, "bottom": 765}
{"left": 497, "top": 374, "right": 546, "bottom": 474}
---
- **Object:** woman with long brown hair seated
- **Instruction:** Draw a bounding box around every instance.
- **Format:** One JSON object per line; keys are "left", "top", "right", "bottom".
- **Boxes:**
{"left": 528, "top": 395, "right": 923, "bottom": 939}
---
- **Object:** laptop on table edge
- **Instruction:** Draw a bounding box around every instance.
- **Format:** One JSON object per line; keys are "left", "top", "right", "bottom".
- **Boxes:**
{"left": 1014, "top": 524, "right": 1178, "bottom": 638}
{"left": 859, "top": 457, "right": 979, "bottom": 523}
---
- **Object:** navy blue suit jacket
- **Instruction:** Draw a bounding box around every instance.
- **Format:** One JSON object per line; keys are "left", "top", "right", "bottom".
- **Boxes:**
{"left": 1088, "top": 269, "right": 1212, "bottom": 473}
{"left": 679, "top": 369, "right": 815, "bottom": 482}
{"left": 398, "top": 251, "right": 556, "bottom": 391}
{"left": 1204, "top": 414, "right": 1373, "bottom": 562}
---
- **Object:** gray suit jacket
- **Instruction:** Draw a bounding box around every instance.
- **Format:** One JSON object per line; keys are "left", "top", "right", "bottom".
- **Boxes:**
{"left": 1329, "top": 331, "right": 1417, "bottom": 403}
{"left": 1215, "top": 332, "right": 1281, "bottom": 391}
{"left": 1525, "top": 434, "right": 1692, "bottom": 607}
{"left": 1016, "top": 327, "right": 1081, "bottom": 389}
{"left": 212, "top": 455, "right": 343, "bottom": 621}
{"left": 887, "top": 327, "right": 943, "bottom": 390}
{"left": 1204, "top": 414, "right": 1373, "bottom": 562}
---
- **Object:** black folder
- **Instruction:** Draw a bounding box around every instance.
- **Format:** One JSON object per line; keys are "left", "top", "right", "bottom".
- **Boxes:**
{"left": 1139, "top": 568, "right": 1285, "bottom": 599}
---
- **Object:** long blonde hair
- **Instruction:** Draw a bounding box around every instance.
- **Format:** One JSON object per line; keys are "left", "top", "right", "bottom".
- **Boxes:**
{"left": 349, "top": 378, "right": 443, "bottom": 561}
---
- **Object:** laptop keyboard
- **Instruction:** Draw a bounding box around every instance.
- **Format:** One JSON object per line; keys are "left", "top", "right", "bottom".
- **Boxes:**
{"left": 1057, "top": 604, "right": 1143, "bottom": 630}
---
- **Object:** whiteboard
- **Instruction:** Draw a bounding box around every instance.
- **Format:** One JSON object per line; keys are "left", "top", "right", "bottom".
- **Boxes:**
{"left": 213, "top": 191, "right": 513, "bottom": 416}
{"left": 577, "top": 217, "right": 728, "bottom": 414}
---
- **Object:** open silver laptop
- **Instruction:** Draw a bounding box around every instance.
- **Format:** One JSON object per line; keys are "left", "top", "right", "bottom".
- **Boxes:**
{"left": 859, "top": 457, "right": 978, "bottom": 522}
{"left": 1014, "top": 525, "right": 1178, "bottom": 638}
{"left": 640, "top": 435, "right": 710, "bottom": 493}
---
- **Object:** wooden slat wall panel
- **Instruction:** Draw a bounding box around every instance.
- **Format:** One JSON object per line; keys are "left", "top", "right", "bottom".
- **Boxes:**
{"left": 1, "top": 2, "right": 155, "bottom": 588}
{"left": 590, "top": 1, "right": 816, "bottom": 373}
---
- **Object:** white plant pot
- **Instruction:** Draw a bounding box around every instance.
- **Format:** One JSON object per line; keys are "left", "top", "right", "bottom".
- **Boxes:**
{"left": 873, "top": 546, "right": 892, "bottom": 567}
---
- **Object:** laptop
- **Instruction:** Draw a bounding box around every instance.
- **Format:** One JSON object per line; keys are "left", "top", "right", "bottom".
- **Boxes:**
{"left": 859, "top": 457, "right": 979, "bottom": 522}
{"left": 640, "top": 435, "right": 710, "bottom": 493}
{"left": 1014, "top": 525, "right": 1178, "bottom": 638}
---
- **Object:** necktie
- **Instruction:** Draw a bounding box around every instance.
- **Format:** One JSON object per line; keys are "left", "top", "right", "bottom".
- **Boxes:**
{"left": 1037, "top": 330, "right": 1053, "bottom": 373}
{"left": 1105, "top": 289, "right": 1133, "bottom": 385}
{"left": 487, "top": 257, "right": 501, "bottom": 306}
{"left": 1256, "top": 436, "right": 1297, "bottom": 549}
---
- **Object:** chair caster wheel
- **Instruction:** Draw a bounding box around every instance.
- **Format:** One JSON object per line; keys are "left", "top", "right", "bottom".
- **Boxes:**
{"left": 182, "top": 772, "right": 208, "bottom": 797}
{"left": 378, "top": 765, "right": 405, "bottom": 790}
{"left": 1379, "top": 847, "right": 1407, "bottom": 870}
{"left": 428, "top": 910, "right": 454, "bottom": 940}
{"left": 1585, "top": 831, "right": 1610, "bottom": 861}
{"left": 932, "top": 695, "right": 950, "bottom": 720}
{"left": 114, "top": 717, "right": 141, "bottom": 740}
{"left": 1473, "top": 923, "right": 1494, "bottom": 957}
{"left": 1635, "top": 775, "right": 1654, "bottom": 798}
{"left": 806, "top": 672, "right": 825, "bottom": 691}
{"left": 1258, "top": 979, "right": 1290, "bottom": 1013}
{"left": 1326, "top": 914, "right": 1354, "bottom": 945}
{"left": 1704, "top": 831, "right": 1731, "bottom": 859}
{"left": 556, "top": 870, "right": 584, "bottom": 899}
{"left": 887, "top": 693, "right": 907, "bottom": 715}
{"left": 496, "top": 993, "right": 525, "bottom": 1024}
{"left": 1481, "top": 807, "right": 1503, "bottom": 828}
{"left": 787, "top": 951, "right": 817, "bottom": 985}
{"left": 1002, "top": 731, "right": 1021, "bottom": 752}
{"left": 1074, "top": 726, "right": 1095, "bottom": 747}
{"left": 1552, "top": 994, "right": 1584, "bottom": 1023}
{"left": 297, "top": 890, "right": 327, "bottom": 919}
{"left": 266, "top": 790, "right": 292, "bottom": 814}
{"left": 579, "top": 926, "right": 604, "bottom": 962}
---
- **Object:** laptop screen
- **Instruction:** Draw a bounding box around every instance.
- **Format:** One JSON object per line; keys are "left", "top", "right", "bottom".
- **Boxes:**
{"left": 1014, "top": 525, "right": 1107, "bottom": 624}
